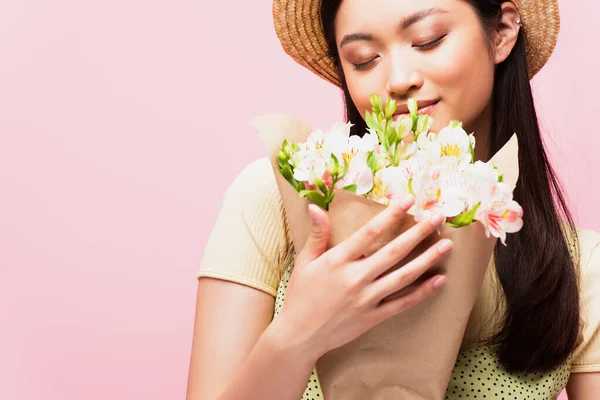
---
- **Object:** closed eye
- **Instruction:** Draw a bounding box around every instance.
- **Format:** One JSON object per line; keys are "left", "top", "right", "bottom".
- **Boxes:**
{"left": 414, "top": 34, "right": 447, "bottom": 50}
{"left": 353, "top": 56, "right": 379, "bottom": 71}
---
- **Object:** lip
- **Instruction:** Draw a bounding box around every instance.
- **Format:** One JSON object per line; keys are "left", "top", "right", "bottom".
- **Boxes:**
{"left": 393, "top": 99, "right": 439, "bottom": 120}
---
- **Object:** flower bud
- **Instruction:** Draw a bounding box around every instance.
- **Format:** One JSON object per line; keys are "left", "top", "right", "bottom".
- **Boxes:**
{"left": 408, "top": 98, "right": 418, "bottom": 116}
{"left": 449, "top": 120, "right": 463, "bottom": 129}
{"left": 370, "top": 94, "right": 383, "bottom": 114}
{"left": 384, "top": 99, "right": 397, "bottom": 119}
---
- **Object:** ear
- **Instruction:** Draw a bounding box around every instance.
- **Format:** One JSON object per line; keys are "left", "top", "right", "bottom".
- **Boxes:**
{"left": 493, "top": 2, "right": 521, "bottom": 65}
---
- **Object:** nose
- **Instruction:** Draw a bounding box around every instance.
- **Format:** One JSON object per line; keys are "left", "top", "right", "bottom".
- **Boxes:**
{"left": 385, "top": 55, "right": 424, "bottom": 98}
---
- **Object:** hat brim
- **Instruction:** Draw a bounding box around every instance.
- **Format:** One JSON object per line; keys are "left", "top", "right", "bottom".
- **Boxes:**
{"left": 273, "top": 0, "right": 560, "bottom": 86}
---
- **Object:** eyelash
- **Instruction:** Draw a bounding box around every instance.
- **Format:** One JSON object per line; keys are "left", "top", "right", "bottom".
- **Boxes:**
{"left": 352, "top": 34, "right": 448, "bottom": 71}
{"left": 353, "top": 59, "right": 377, "bottom": 71}
{"left": 415, "top": 34, "right": 447, "bottom": 50}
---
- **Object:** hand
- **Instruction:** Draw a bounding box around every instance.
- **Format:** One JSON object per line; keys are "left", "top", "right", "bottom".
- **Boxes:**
{"left": 277, "top": 195, "right": 452, "bottom": 360}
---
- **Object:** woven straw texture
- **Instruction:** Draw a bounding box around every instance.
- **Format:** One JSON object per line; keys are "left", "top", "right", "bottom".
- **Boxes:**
{"left": 273, "top": 0, "right": 560, "bottom": 86}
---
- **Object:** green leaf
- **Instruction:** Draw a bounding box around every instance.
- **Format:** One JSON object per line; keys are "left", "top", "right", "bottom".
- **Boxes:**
{"left": 450, "top": 202, "right": 481, "bottom": 227}
{"left": 365, "top": 111, "right": 380, "bottom": 132}
{"left": 325, "top": 188, "right": 336, "bottom": 204}
{"left": 317, "top": 180, "right": 328, "bottom": 196}
{"left": 342, "top": 184, "right": 357, "bottom": 193}
{"left": 277, "top": 157, "right": 286, "bottom": 170}
{"left": 407, "top": 178, "right": 415, "bottom": 196}
{"left": 367, "top": 150, "right": 377, "bottom": 173}
{"left": 331, "top": 153, "right": 341, "bottom": 175}
{"left": 387, "top": 127, "right": 398, "bottom": 147}
{"left": 341, "top": 158, "right": 350, "bottom": 178}
{"left": 492, "top": 163, "right": 504, "bottom": 182}
{"left": 280, "top": 165, "right": 296, "bottom": 187}
{"left": 295, "top": 181, "right": 305, "bottom": 191}
{"left": 417, "top": 115, "right": 430, "bottom": 134}
{"left": 469, "top": 141, "right": 475, "bottom": 163}
{"left": 299, "top": 190, "right": 328, "bottom": 210}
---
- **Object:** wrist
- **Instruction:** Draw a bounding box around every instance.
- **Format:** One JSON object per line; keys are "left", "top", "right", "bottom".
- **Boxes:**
{"left": 262, "top": 316, "right": 322, "bottom": 368}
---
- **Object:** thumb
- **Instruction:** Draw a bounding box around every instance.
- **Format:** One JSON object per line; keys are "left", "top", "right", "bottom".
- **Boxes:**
{"left": 297, "top": 204, "right": 331, "bottom": 266}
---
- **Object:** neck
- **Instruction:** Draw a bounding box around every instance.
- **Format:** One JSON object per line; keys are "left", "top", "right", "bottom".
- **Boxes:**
{"left": 467, "top": 102, "right": 493, "bottom": 163}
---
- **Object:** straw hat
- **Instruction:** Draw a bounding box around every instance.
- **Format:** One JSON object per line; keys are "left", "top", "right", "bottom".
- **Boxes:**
{"left": 272, "top": 0, "right": 560, "bottom": 86}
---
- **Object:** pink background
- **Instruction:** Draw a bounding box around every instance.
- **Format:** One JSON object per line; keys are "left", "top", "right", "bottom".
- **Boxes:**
{"left": 0, "top": 0, "right": 597, "bottom": 399}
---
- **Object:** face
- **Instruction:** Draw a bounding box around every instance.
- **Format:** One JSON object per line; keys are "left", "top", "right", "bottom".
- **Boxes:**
{"left": 335, "top": 0, "right": 501, "bottom": 138}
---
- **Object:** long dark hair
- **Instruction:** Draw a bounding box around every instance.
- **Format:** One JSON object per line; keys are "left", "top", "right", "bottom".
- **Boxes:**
{"left": 321, "top": 0, "right": 581, "bottom": 374}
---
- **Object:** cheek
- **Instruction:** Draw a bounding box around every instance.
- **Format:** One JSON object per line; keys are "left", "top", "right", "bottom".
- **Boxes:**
{"left": 430, "top": 35, "right": 495, "bottom": 127}
{"left": 344, "top": 65, "right": 387, "bottom": 119}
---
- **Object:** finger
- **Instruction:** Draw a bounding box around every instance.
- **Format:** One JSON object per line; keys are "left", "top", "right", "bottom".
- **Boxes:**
{"left": 364, "top": 212, "right": 446, "bottom": 280}
{"left": 371, "top": 274, "right": 446, "bottom": 323}
{"left": 370, "top": 238, "right": 452, "bottom": 300}
{"left": 328, "top": 195, "right": 415, "bottom": 264}
{"left": 296, "top": 204, "right": 331, "bottom": 268}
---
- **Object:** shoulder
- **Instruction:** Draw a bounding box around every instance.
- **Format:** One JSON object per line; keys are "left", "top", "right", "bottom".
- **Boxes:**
{"left": 224, "top": 157, "right": 291, "bottom": 235}
{"left": 575, "top": 228, "right": 600, "bottom": 266}
{"left": 226, "top": 157, "right": 279, "bottom": 200}
{"left": 569, "top": 226, "right": 600, "bottom": 303}
{"left": 574, "top": 227, "right": 600, "bottom": 302}
{"left": 570, "top": 227, "right": 600, "bottom": 372}
{"left": 197, "top": 157, "right": 294, "bottom": 297}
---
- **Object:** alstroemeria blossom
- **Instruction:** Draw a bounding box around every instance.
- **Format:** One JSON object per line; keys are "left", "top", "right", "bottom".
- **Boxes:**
{"left": 475, "top": 181, "right": 523, "bottom": 245}
{"left": 368, "top": 166, "right": 410, "bottom": 205}
{"left": 409, "top": 166, "right": 470, "bottom": 221}
{"left": 417, "top": 125, "right": 475, "bottom": 170}
{"left": 277, "top": 94, "right": 523, "bottom": 242}
{"left": 293, "top": 151, "right": 329, "bottom": 186}
{"left": 335, "top": 151, "right": 374, "bottom": 195}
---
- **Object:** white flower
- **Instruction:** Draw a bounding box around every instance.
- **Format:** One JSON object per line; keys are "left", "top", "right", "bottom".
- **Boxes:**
{"left": 464, "top": 161, "right": 501, "bottom": 207}
{"left": 322, "top": 123, "right": 352, "bottom": 157}
{"left": 409, "top": 165, "right": 470, "bottom": 220}
{"left": 350, "top": 130, "right": 380, "bottom": 153}
{"left": 474, "top": 181, "right": 523, "bottom": 245}
{"left": 399, "top": 156, "right": 428, "bottom": 183}
{"left": 335, "top": 151, "right": 374, "bottom": 195}
{"left": 293, "top": 150, "right": 329, "bottom": 186}
{"left": 417, "top": 126, "right": 474, "bottom": 170}
{"left": 367, "top": 166, "right": 411, "bottom": 205}
{"left": 306, "top": 129, "right": 326, "bottom": 151}
{"left": 396, "top": 140, "right": 418, "bottom": 161}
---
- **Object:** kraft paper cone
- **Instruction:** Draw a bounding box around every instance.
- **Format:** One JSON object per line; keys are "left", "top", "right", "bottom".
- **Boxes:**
{"left": 251, "top": 114, "right": 519, "bottom": 400}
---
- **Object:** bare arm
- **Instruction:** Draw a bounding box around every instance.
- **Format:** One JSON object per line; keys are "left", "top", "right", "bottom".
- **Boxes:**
{"left": 186, "top": 278, "right": 317, "bottom": 400}
{"left": 188, "top": 197, "right": 449, "bottom": 399}
{"left": 566, "top": 372, "right": 600, "bottom": 400}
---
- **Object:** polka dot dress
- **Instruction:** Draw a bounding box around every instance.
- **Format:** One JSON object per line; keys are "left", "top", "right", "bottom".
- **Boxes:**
{"left": 445, "top": 346, "right": 570, "bottom": 400}
{"left": 273, "top": 261, "right": 324, "bottom": 399}
{"left": 273, "top": 261, "right": 571, "bottom": 400}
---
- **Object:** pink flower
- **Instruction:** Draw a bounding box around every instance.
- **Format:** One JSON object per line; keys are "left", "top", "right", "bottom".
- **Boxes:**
{"left": 335, "top": 151, "right": 374, "bottom": 195}
{"left": 475, "top": 182, "right": 524, "bottom": 245}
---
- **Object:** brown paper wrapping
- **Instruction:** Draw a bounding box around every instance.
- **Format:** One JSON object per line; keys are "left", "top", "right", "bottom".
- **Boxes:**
{"left": 251, "top": 114, "right": 520, "bottom": 400}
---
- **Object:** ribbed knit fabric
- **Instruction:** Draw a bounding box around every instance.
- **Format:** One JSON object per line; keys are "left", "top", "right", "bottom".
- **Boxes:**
{"left": 198, "top": 157, "right": 600, "bottom": 375}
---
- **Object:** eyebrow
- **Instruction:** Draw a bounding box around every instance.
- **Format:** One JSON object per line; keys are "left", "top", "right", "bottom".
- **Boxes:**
{"left": 339, "top": 7, "right": 449, "bottom": 48}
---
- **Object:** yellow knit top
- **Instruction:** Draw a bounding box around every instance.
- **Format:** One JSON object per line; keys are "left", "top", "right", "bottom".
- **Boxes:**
{"left": 198, "top": 157, "right": 600, "bottom": 377}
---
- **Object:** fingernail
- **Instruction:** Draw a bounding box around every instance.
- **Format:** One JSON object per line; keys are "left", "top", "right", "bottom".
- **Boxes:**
{"left": 399, "top": 195, "right": 414, "bottom": 209}
{"left": 433, "top": 276, "right": 446, "bottom": 289}
{"left": 308, "top": 204, "right": 319, "bottom": 225}
{"left": 429, "top": 212, "right": 444, "bottom": 227}
{"left": 437, "top": 239, "right": 453, "bottom": 254}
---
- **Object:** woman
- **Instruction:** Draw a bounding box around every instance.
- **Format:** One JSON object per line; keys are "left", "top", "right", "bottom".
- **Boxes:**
{"left": 187, "top": 0, "right": 600, "bottom": 398}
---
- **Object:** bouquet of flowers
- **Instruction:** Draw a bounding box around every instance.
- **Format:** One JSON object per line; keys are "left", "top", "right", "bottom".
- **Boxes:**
{"left": 276, "top": 94, "right": 523, "bottom": 245}
{"left": 252, "top": 97, "right": 520, "bottom": 400}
